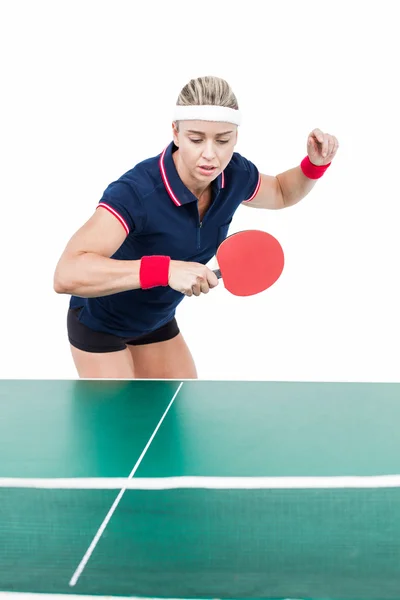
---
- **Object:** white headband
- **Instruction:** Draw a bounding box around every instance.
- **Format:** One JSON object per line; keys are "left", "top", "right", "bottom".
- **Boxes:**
{"left": 173, "top": 105, "right": 242, "bottom": 126}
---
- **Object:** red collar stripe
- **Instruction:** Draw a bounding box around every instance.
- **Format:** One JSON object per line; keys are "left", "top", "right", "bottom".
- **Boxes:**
{"left": 159, "top": 147, "right": 182, "bottom": 207}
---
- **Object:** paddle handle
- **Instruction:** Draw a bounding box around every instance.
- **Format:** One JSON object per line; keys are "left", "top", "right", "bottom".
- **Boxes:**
{"left": 213, "top": 268, "right": 222, "bottom": 279}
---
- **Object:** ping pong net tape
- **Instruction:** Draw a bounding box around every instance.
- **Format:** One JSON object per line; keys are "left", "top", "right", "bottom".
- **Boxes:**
{"left": 2, "top": 475, "right": 400, "bottom": 489}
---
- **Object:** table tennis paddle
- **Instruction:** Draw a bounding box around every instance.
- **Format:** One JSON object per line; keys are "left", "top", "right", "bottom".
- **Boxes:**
{"left": 213, "top": 230, "right": 284, "bottom": 296}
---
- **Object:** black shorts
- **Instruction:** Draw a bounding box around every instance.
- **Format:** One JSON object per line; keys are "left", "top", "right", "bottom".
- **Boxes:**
{"left": 67, "top": 307, "right": 180, "bottom": 353}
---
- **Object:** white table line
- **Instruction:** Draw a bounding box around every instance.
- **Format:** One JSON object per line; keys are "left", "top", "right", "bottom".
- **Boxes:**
{"left": 68, "top": 381, "right": 184, "bottom": 587}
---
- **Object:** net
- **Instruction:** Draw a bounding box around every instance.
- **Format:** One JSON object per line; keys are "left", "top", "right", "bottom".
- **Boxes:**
{"left": 1, "top": 476, "right": 400, "bottom": 599}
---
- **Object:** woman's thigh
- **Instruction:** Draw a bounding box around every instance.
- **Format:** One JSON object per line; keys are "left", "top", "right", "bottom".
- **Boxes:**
{"left": 68, "top": 308, "right": 195, "bottom": 379}
{"left": 70, "top": 345, "right": 135, "bottom": 378}
{"left": 127, "top": 333, "right": 198, "bottom": 379}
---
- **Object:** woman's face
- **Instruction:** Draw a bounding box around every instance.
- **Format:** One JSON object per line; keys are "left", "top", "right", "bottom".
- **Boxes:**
{"left": 172, "top": 120, "right": 238, "bottom": 183}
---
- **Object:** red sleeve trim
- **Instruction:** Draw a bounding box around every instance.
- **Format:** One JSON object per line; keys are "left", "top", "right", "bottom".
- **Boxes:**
{"left": 243, "top": 173, "right": 261, "bottom": 203}
{"left": 97, "top": 203, "right": 130, "bottom": 235}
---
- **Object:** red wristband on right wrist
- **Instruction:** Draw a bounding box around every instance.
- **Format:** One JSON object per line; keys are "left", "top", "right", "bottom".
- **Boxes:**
{"left": 139, "top": 256, "right": 171, "bottom": 289}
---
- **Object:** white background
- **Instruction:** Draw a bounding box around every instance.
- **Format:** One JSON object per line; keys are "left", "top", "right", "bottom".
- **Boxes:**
{"left": 1, "top": 0, "right": 399, "bottom": 380}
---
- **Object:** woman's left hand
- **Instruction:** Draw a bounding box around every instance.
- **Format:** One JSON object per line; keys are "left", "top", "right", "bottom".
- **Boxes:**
{"left": 307, "top": 128, "right": 339, "bottom": 165}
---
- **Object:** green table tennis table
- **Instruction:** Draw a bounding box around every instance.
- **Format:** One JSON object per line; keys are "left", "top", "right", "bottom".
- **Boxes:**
{"left": 1, "top": 380, "right": 400, "bottom": 600}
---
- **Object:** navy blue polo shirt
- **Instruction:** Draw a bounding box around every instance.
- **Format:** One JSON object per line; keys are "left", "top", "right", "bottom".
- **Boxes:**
{"left": 69, "top": 140, "right": 261, "bottom": 337}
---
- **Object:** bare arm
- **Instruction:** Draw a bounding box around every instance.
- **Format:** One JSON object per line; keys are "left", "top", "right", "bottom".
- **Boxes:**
{"left": 277, "top": 166, "right": 318, "bottom": 208}
{"left": 53, "top": 207, "right": 219, "bottom": 298}
{"left": 242, "top": 169, "right": 317, "bottom": 210}
{"left": 53, "top": 208, "right": 141, "bottom": 297}
{"left": 243, "top": 129, "right": 339, "bottom": 210}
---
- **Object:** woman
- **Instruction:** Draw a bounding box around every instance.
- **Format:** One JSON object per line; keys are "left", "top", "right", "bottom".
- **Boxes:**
{"left": 54, "top": 75, "right": 339, "bottom": 379}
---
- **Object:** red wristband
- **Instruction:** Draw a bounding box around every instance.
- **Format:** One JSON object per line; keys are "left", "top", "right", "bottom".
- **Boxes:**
{"left": 140, "top": 256, "right": 171, "bottom": 289}
{"left": 300, "top": 156, "right": 331, "bottom": 179}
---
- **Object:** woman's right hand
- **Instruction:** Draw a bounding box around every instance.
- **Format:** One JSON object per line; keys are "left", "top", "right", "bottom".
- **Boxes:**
{"left": 168, "top": 260, "right": 219, "bottom": 297}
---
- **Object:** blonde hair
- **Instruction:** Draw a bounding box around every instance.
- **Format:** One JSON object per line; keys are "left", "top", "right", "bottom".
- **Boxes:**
{"left": 175, "top": 76, "right": 239, "bottom": 130}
